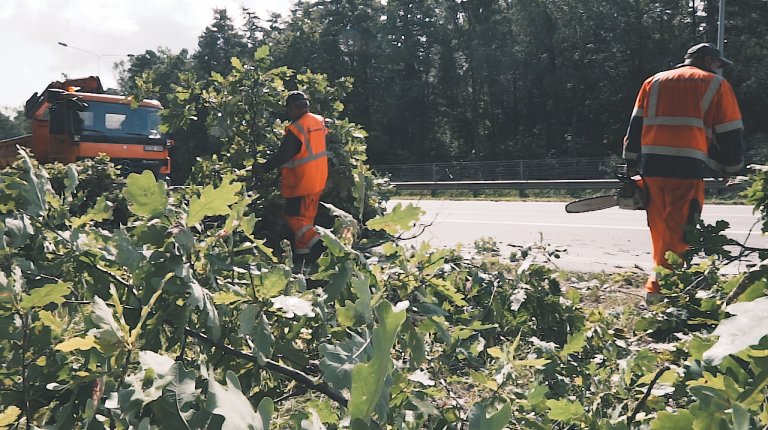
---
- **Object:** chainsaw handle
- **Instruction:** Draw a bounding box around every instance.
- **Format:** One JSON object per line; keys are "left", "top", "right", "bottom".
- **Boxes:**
{"left": 615, "top": 164, "right": 632, "bottom": 182}
{"left": 615, "top": 163, "right": 642, "bottom": 183}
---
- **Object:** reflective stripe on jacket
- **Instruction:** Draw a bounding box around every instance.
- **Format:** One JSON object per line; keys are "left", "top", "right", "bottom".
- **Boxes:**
{"left": 281, "top": 112, "right": 328, "bottom": 197}
{"left": 623, "top": 66, "right": 744, "bottom": 178}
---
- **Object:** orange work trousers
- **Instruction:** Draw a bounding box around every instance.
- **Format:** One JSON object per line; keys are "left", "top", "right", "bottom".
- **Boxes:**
{"left": 643, "top": 177, "right": 704, "bottom": 293}
{"left": 283, "top": 192, "right": 322, "bottom": 255}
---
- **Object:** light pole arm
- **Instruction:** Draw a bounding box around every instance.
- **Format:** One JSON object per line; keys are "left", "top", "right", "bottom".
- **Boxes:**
{"left": 58, "top": 42, "right": 98, "bottom": 58}
{"left": 58, "top": 41, "right": 101, "bottom": 76}
{"left": 58, "top": 42, "right": 133, "bottom": 78}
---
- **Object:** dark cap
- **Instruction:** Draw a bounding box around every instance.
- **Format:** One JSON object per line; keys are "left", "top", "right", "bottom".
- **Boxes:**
{"left": 285, "top": 91, "right": 309, "bottom": 106}
{"left": 684, "top": 43, "right": 733, "bottom": 65}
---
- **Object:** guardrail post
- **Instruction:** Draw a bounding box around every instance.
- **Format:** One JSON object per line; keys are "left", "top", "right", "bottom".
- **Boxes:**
{"left": 430, "top": 163, "right": 438, "bottom": 197}
{"left": 519, "top": 160, "right": 524, "bottom": 180}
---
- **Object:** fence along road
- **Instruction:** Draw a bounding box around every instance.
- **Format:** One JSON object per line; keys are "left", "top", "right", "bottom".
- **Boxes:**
{"left": 376, "top": 158, "right": 618, "bottom": 182}
{"left": 375, "top": 158, "right": 734, "bottom": 190}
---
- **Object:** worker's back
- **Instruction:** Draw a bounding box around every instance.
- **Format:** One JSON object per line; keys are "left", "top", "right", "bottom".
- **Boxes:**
{"left": 636, "top": 65, "right": 741, "bottom": 178}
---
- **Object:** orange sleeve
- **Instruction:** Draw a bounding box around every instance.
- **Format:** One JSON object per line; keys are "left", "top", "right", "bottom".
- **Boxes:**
{"left": 711, "top": 80, "right": 743, "bottom": 133}
{"left": 623, "top": 78, "right": 651, "bottom": 160}
{"left": 709, "top": 79, "right": 744, "bottom": 174}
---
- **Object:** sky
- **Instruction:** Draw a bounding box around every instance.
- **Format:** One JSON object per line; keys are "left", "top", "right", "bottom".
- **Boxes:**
{"left": 0, "top": 0, "right": 293, "bottom": 115}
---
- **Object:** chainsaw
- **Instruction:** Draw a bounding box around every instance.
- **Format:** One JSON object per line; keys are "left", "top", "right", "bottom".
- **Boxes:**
{"left": 565, "top": 165, "right": 648, "bottom": 213}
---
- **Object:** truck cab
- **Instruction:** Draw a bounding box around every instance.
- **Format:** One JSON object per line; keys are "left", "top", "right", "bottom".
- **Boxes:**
{"left": 1, "top": 76, "right": 172, "bottom": 180}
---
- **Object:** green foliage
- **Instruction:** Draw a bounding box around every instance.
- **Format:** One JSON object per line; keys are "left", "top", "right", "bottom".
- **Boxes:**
{"left": 193, "top": 9, "right": 249, "bottom": 78}
{"left": 186, "top": 177, "right": 243, "bottom": 226}
{"left": 0, "top": 109, "right": 30, "bottom": 140}
{"left": 349, "top": 301, "right": 407, "bottom": 427}
{"left": 205, "top": 370, "right": 273, "bottom": 430}
{"left": 7, "top": 2, "right": 768, "bottom": 413}
{"left": 111, "top": 0, "right": 768, "bottom": 179}
{"left": 364, "top": 202, "right": 423, "bottom": 235}
{"left": 46, "top": 154, "right": 126, "bottom": 223}
{"left": 745, "top": 164, "right": 768, "bottom": 235}
{"left": 0, "top": 145, "right": 615, "bottom": 428}
{"left": 124, "top": 170, "right": 168, "bottom": 218}
{"left": 2, "top": 149, "right": 768, "bottom": 429}
{"left": 473, "top": 236, "right": 501, "bottom": 256}
{"left": 153, "top": 45, "right": 392, "bottom": 257}
{"left": 467, "top": 401, "right": 512, "bottom": 430}
{"left": 651, "top": 411, "right": 695, "bottom": 429}
{"left": 242, "top": 0, "right": 766, "bottom": 164}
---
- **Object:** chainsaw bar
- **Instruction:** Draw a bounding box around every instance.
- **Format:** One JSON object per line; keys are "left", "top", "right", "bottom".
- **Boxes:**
{"left": 565, "top": 194, "right": 619, "bottom": 213}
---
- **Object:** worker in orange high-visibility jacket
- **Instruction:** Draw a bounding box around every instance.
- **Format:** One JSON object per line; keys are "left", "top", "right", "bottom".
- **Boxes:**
{"left": 623, "top": 43, "right": 744, "bottom": 304}
{"left": 253, "top": 91, "right": 329, "bottom": 272}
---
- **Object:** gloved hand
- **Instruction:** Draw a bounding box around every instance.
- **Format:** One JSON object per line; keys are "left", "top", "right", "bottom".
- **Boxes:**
{"left": 245, "top": 163, "right": 266, "bottom": 188}
{"left": 723, "top": 175, "right": 737, "bottom": 187}
{"left": 626, "top": 161, "right": 640, "bottom": 177}
{"left": 252, "top": 163, "right": 266, "bottom": 177}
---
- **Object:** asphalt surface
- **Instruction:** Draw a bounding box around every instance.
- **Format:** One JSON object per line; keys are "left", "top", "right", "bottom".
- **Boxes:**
{"left": 389, "top": 199, "right": 768, "bottom": 274}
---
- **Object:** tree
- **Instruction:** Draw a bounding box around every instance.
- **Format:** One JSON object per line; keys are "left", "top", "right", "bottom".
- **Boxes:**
{"left": 723, "top": 0, "right": 768, "bottom": 153}
{"left": 115, "top": 0, "right": 768, "bottom": 171}
{"left": 118, "top": 8, "right": 253, "bottom": 185}
{"left": 193, "top": 8, "right": 249, "bottom": 78}
{"left": 117, "top": 48, "right": 192, "bottom": 97}
{"left": 0, "top": 109, "right": 30, "bottom": 140}
{"left": 368, "top": 0, "right": 442, "bottom": 163}
{"left": 117, "top": 48, "right": 209, "bottom": 185}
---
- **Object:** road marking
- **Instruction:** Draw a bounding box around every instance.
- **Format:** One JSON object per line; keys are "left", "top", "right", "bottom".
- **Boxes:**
{"left": 437, "top": 218, "right": 646, "bottom": 230}
{"left": 703, "top": 214, "right": 759, "bottom": 218}
{"left": 414, "top": 209, "right": 759, "bottom": 219}
{"left": 435, "top": 218, "right": 760, "bottom": 235}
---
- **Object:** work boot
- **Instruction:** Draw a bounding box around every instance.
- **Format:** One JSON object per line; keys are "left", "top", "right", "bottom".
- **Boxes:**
{"left": 644, "top": 292, "right": 664, "bottom": 306}
{"left": 298, "top": 242, "right": 327, "bottom": 276}
{"left": 292, "top": 253, "right": 307, "bottom": 274}
{"left": 307, "top": 241, "right": 327, "bottom": 265}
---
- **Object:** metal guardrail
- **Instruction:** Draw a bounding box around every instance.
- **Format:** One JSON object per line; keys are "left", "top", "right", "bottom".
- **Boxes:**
{"left": 377, "top": 158, "right": 735, "bottom": 191}
{"left": 375, "top": 158, "right": 617, "bottom": 182}
{"left": 392, "top": 179, "right": 618, "bottom": 190}
{"left": 391, "top": 178, "right": 729, "bottom": 191}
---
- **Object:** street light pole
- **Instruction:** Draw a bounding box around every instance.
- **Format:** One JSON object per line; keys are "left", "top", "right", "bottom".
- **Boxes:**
{"left": 717, "top": 0, "right": 726, "bottom": 54}
{"left": 57, "top": 41, "right": 134, "bottom": 78}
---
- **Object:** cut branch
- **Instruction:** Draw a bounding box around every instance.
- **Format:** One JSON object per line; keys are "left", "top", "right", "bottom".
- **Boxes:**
{"left": 184, "top": 327, "right": 348, "bottom": 407}
{"left": 628, "top": 365, "right": 669, "bottom": 426}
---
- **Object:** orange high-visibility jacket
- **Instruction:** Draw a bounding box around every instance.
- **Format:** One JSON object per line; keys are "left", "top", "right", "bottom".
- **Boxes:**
{"left": 281, "top": 112, "right": 328, "bottom": 197}
{"left": 623, "top": 65, "right": 743, "bottom": 178}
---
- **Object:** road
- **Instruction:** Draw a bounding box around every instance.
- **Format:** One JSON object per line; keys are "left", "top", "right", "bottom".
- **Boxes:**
{"left": 389, "top": 199, "right": 768, "bottom": 274}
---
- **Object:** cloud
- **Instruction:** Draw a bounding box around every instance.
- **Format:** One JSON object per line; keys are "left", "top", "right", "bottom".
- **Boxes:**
{"left": 0, "top": 0, "right": 292, "bottom": 110}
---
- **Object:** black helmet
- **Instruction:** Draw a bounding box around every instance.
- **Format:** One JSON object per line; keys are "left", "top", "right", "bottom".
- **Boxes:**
{"left": 285, "top": 91, "right": 309, "bottom": 106}
{"left": 684, "top": 43, "right": 732, "bottom": 65}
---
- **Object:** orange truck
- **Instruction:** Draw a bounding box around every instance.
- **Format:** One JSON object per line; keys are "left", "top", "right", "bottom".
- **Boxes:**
{"left": 0, "top": 76, "right": 172, "bottom": 179}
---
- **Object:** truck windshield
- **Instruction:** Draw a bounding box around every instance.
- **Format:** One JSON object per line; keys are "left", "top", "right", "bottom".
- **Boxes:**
{"left": 77, "top": 101, "right": 162, "bottom": 138}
